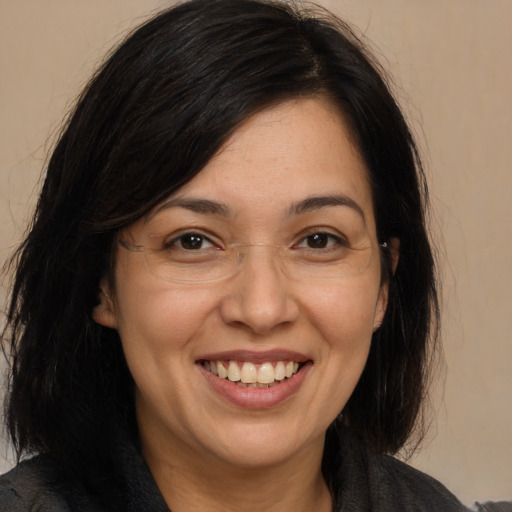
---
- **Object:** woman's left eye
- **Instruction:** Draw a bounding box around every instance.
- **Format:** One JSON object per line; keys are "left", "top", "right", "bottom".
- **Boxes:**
{"left": 294, "top": 232, "right": 345, "bottom": 250}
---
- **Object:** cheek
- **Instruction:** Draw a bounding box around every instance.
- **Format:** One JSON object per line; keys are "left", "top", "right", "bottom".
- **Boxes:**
{"left": 113, "top": 274, "right": 223, "bottom": 361}
{"left": 297, "top": 280, "right": 381, "bottom": 426}
{"left": 300, "top": 277, "right": 382, "bottom": 342}
{"left": 112, "top": 281, "right": 225, "bottom": 417}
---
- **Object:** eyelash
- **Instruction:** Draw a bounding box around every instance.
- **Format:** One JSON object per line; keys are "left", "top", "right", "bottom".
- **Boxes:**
{"left": 163, "top": 230, "right": 348, "bottom": 251}
{"left": 293, "top": 232, "right": 348, "bottom": 251}
{"left": 164, "top": 232, "right": 219, "bottom": 251}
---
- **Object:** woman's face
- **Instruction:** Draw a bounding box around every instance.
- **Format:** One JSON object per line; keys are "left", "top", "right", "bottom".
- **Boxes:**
{"left": 95, "top": 97, "right": 388, "bottom": 470}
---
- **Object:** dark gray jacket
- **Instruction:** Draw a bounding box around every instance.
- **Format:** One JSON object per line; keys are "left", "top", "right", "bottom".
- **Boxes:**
{"left": 0, "top": 427, "right": 505, "bottom": 511}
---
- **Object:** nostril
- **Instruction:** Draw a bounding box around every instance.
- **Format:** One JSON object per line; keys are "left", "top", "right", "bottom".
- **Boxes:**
{"left": 218, "top": 272, "right": 299, "bottom": 335}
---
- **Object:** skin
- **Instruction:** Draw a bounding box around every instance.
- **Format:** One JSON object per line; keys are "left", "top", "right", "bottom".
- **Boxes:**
{"left": 94, "top": 97, "right": 391, "bottom": 512}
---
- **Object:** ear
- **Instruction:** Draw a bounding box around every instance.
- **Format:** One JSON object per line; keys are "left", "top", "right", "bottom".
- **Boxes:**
{"left": 388, "top": 237, "right": 400, "bottom": 275}
{"left": 373, "top": 284, "right": 388, "bottom": 332}
{"left": 373, "top": 237, "right": 400, "bottom": 331}
{"left": 92, "top": 277, "right": 117, "bottom": 329}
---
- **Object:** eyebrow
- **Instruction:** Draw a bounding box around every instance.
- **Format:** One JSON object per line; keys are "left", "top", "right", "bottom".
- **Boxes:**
{"left": 152, "top": 198, "right": 232, "bottom": 218}
{"left": 288, "top": 194, "right": 366, "bottom": 221}
{"left": 151, "top": 194, "right": 365, "bottom": 221}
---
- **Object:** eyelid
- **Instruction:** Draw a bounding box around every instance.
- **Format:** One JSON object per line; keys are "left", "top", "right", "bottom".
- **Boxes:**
{"left": 158, "top": 229, "right": 223, "bottom": 250}
{"left": 293, "top": 226, "right": 349, "bottom": 243}
{"left": 293, "top": 232, "right": 348, "bottom": 250}
{"left": 147, "top": 224, "right": 359, "bottom": 250}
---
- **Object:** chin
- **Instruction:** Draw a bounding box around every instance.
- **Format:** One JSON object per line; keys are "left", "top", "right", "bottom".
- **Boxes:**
{"left": 200, "top": 418, "right": 326, "bottom": 470}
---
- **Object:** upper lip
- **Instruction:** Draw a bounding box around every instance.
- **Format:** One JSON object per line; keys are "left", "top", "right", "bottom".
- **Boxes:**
{"left": 196, "top": 349, "right": 311, "bottom": 364}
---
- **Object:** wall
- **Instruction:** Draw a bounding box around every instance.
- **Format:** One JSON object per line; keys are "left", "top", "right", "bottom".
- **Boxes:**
{"left": 1, "top": 0, "right": 511, "bottom": 506}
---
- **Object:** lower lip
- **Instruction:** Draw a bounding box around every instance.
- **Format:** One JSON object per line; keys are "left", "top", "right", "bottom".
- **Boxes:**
{"left": 198, "top": 362, "right": 311, "bottom": 409}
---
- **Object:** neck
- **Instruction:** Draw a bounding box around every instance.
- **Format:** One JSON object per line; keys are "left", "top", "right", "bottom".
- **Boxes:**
{"left": 140, "top": 429, "right": 332, "bottom": 512}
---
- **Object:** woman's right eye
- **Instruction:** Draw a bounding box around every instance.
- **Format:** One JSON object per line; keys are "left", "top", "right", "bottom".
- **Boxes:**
{"left": 165, "top": 233, "right": 217, "bottom": 251}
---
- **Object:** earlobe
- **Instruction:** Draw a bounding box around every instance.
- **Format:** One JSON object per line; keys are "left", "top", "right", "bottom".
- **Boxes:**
{"left": 388, "top": 237, "right": 400, "bottom": 275}
{"left": 373, "top": 284, "right": 388, "bottom": 332}
{"left": 92, "top": 279, "right": 117, "bottom": 329}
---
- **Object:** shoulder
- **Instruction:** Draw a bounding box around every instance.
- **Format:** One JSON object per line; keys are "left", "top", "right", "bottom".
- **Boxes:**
{"left": 370, "top": 455, "right": 512, "bottom": 512}
{"left": 473, "top": 502, "right": 512, "bottom": 512}
{"left": 0, "top": 456, "right": 105, "bottom": 512}
{"left": 367, "top": 451, "right": 469, "bottom": 511}
{"left": 331, "top": 426, "right": 470, "bottom": 511}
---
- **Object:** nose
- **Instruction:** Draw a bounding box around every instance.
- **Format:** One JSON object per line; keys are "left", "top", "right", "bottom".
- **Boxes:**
{"left": 219, "top": 246, "right": 300, "bottom": 335}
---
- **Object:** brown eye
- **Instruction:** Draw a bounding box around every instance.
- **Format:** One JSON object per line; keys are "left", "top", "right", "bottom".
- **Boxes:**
{"left": 166, "top": 233, "right": 216, "bottom": 251}
{"left": 181, "top": 234, "right": 204, "bottom": 250}
{"left": 306, "top": 233, "right": 330, "bottom": 248}
{"left": 299, "top": 232, "right": 345, "bottom": 250}
{"left": 292, "top": 231, "right": 350, "bottom": 253}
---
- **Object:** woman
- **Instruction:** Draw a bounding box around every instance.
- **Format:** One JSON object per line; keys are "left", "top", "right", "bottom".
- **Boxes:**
{"left": 0, "top": 0, "right": 472, "bottom": 510}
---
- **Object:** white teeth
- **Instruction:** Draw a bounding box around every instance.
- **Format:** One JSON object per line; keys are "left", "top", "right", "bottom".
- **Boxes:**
{"left": 227, "top": 360, "right": 241, "bottom": 382}
{"left": 217, "top": 361, "right": 228, "bottom": 379}
{"left": 257, "top": 362, "right": 275, "bottom": 384}
{"left": 275, "top": 361, "right": 285, "bottom": 381}
{"left": 240, "top": 362, "right": 257, "bottom": 384}
{"left": 205, "top": 359, "right": 304, "bottom": 386}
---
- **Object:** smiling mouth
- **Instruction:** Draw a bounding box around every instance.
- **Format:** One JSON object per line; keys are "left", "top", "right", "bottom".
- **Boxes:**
{"left": 200, "top": 360, "right": 306, "bottom": 388}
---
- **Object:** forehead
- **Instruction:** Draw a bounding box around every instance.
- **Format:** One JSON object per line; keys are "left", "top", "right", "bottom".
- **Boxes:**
{"left": 154, "top": 97, "right": 374, "bottom": 225}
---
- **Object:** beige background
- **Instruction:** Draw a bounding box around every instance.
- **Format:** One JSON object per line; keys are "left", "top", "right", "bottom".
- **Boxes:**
{"left": 1, "top": 0, "right": 511, "bottom": 506}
